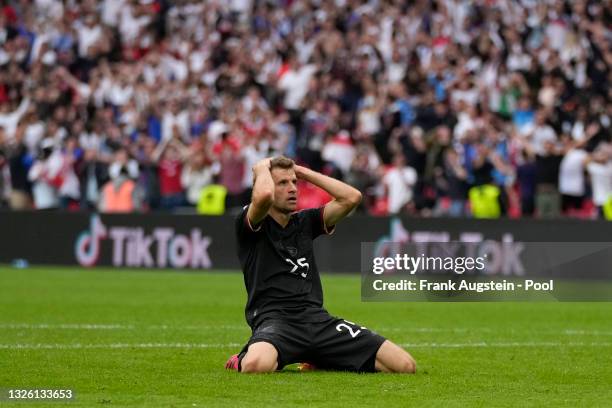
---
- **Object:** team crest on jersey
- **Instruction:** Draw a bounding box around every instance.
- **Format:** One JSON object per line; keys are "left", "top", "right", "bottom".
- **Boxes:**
{"left": 286, "top": 246, "right": 298, "bottom": 257}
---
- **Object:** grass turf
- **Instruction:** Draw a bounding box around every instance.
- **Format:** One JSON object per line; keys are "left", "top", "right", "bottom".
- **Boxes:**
{"left": 1, "top": 266, "right": 611, "bottom": 407}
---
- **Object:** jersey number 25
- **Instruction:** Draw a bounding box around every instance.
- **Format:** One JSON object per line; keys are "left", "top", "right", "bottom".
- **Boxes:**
{"left": 285, "top": 257, "right": 309, "bottom": 278}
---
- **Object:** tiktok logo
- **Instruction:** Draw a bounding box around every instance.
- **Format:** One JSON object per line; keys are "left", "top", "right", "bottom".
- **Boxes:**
{"left": 75, "top": 215, "right": 107, "bottom": 267}
{"left": 73, "top": 216, "right": 213, "bottom": 269}
{"left": 285, "top": 257, "right": 310, "bottom": 278}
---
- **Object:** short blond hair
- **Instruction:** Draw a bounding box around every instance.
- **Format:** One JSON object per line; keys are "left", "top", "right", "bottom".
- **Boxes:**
{"left": 269, "top": 156, "right": 295, "bottom": 171}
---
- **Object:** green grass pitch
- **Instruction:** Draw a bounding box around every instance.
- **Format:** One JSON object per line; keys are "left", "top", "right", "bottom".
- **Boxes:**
{"left": 1, "top": 266, "right": 611, "bottom": 407}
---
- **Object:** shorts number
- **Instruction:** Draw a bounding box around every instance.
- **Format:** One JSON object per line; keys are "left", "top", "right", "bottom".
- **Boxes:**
{"left": 336, "top": 320, "right": 366, "bottom": 338}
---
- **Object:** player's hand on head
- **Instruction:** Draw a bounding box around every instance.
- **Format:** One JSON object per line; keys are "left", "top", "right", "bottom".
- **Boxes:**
{"left": 253, "top": 157, "right": 272, "bottom": 172}
{"left": 294, "top": 164, "right": 308, "bottom": 179}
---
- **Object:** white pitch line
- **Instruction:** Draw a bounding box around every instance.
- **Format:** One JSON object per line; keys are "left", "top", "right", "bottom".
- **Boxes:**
{"left": 563, "top": 329, "right": 612, "bottom": 336}
{"left": 380, "top": 327, "right": 477, "bottom": 333}
{"left": 0, "top": 323, "right": 135, "bottom": 330}
{"left": 1, "top": 342, "right": 612, "bottom": 350}
{"left": 147, "top": 324, "right": 246, "bottom": 330}
{"left": 3, "top": 324, "right": 612, "bottom": 337}
{"left": 0, "top": 343, "right": 242, "bottom": 350}
{"left": 0, "top": 323, "right": 245, "bottom": 330}
{"left": 399, "top": 342, "right": 612, "bottom": 348}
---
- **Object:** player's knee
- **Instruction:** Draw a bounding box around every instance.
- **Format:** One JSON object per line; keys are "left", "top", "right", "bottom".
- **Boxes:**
{"left": 376, "top": 341, "right": 416, "bottom": 373}
{"left": 384, "top": 353, "right": 416, "bottom": 374}
{"left": 398, "top": 355, "right": 416, "bottom": 374}
{"left": 240, "top": 354, "right": 276, "bottom": 373}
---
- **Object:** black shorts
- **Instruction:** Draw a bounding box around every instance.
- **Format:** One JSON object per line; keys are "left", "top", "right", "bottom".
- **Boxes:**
{"left": 238, "top": 313, "right": 387, "bottom": 372}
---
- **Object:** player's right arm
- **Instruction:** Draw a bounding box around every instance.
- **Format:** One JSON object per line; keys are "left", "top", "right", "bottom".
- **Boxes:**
{"left": 246, "top": 158, "right": 274, "bottom": 228}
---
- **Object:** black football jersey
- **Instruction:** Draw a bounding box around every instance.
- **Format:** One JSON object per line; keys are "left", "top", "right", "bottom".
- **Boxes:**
{"left": 235, "top": 205, "right": 335, "bottom": 328}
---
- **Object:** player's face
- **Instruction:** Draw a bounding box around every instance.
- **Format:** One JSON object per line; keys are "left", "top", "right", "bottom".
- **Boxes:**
{"left": 271, "top": 167, "right": 298, "bottom": 213}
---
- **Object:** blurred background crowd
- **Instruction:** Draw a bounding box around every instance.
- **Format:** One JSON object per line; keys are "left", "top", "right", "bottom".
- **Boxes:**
{"left": 0, "top": 0, "right": 610, "bottom": 218}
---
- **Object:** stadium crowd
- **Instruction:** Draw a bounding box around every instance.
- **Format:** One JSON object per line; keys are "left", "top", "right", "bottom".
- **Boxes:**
{"left": 0, "top": 0, "right": 610, "bottom": 218}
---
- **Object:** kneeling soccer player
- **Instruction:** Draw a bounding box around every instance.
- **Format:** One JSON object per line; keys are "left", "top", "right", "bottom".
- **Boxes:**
{"left": 225, "top": 156, "right": 416, "bottom": 373}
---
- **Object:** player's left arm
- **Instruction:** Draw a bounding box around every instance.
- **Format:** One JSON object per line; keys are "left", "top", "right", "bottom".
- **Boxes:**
{"left": 295, "top": 165, "right": 362, "bottom": 229}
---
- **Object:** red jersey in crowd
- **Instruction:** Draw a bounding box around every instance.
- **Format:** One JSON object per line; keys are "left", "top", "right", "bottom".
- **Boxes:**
{"left": 158, "top": 158, "right": 183, "bottom": 196}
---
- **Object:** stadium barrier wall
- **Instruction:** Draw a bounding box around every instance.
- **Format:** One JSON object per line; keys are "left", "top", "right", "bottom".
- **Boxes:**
{"left": 1, "top": 211, "right": 612, "bottom": 273}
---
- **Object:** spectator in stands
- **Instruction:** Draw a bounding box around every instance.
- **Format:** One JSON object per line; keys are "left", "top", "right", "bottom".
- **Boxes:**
{"left": 0, "top": 91, "right": 29, "bottom": 141}
{"left": 57, "top": 136, "right": 82, "bottom": 209}
{"left": 469, "top": 131, "right": 515, "bottom": 217}
{"left": 28, "top": 138, "right": 60, "bottom": 210}
{"left": 181, "top": 147, "right": 219, "bottom": 206}
{"left": 278, "top": 54, "right": 318, "bottom": 135}
{"left": 558, "top": 131, "right": 595, "bottom": 215}
{"left": 4, "top": 125, "right": 31, "bottom": 209}
{"left": 434, "top": 147, "right": 468, "bottom": 217}
{"left": 217, "top": 134, "right": 246, "bottom": 211}
{"left": 534, "top": 139, "right": 564, "bottom": 218}
{"left": 98, "top": 159, "right": 142, "bottom": 213}
{"left": 0, "top": 130, "right": 7, "bottom": 207}
{"left": 154, "top": 135, "right": 187, "bottom": 211}
{"left": 133, "top": 135, "right": 160, "bottom": 210}
{"left": 321, "top": 130, "right": 355, "bottom": 177}
{"left": 517, "top": 146, "right": 537, "bottom": 218}
{"left": 383, "top": 153, "right": 417, "bottom": 215}
{"left": 585, "top": 145, "right": 612, "bottom": 219}
{"left": 513, "top": 96, "right": 535, "bottom": 137}
{"left": 76, "top": 147, "right": 107, "bottom": 211}
{"left": 528, "top": 110, "right": 558, "bottom": 156}
{"left": 345, "top": 147, "right": 379, "bottom": 212}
